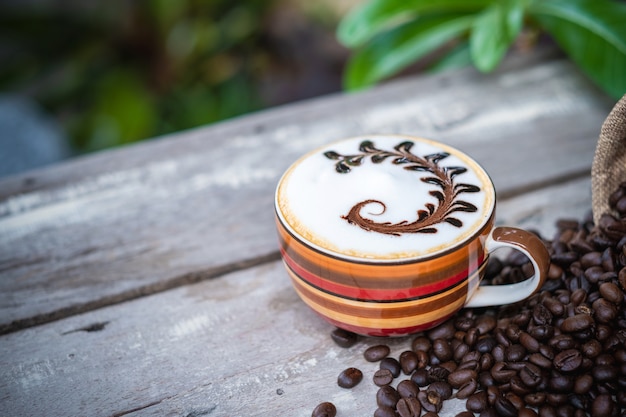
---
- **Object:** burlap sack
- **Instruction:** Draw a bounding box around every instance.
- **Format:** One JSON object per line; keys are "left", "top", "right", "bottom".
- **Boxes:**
{"left": 592, "top": 94, "right": 626, "bottom": 224}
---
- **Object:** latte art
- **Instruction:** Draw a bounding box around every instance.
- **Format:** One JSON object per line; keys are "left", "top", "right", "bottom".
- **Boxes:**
{"left": 325, "top": 140, "right": 481, "bottom": 236}
{"left": 276, "top": 135, "right": 495, "bottom": 260}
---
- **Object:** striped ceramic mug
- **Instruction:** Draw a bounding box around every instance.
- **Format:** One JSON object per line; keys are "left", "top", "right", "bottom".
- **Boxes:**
{"left": 275, "top": 134, "right": 550, "bottom": 337}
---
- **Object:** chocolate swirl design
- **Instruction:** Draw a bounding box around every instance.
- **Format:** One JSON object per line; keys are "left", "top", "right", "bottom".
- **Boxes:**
{"left": 324, "top": 140, "right": 481, "bottom": 235}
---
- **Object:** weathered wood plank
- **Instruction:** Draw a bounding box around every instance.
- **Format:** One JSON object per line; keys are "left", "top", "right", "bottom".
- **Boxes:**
{"left": 0, "top": 177, "right": 591, "bottom": 417}
{"left": 0, "top": 52, "right": 611, "bottom": 333}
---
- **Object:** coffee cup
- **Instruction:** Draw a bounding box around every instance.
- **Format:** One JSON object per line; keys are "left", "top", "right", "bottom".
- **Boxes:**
{"left": 275, "top": 134, "right": 550, "bottom": 336}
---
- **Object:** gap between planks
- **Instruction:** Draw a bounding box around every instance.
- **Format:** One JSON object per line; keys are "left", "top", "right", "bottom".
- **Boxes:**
{"left": 0, "top": 169, "right": 590, "bottom": 336}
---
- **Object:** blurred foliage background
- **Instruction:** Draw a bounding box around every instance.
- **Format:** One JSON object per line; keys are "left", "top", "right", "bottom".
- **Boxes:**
{"left": 0, "top": 0, "right": 353, "bottom": 154}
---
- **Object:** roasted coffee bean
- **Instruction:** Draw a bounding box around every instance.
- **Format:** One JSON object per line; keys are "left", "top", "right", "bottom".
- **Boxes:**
{"left": 455, "top": 316, "right": 475, "bottom": 331}
{"left": 396, "top": 397, "right": 421, "bottom": 417}
{"left": 591, "top": 394, "right": 617, "bottom": 417}
{"left": 466, "top": 390, "right": 488, "bottom": 413}
{"left": 592, "top": 364, "right": 618, "bottom": 382}
{"left": 364, "top": 345, "right": 390, "bottom": 362}
{"left": 525, "top": 392, "right": 546, "bottom": 407}
{"left": 539, "top": 344, "right": 555, "bottom": 360}
{"left": 519, "top": 362, "right": 543, "bottom": 387}
{"left": 414, "top": 349, "right": 429, "bottom": 369}
{"left": 412, "top": 336, "right": 431, "bottom": 352}
{"left": 376, "top": 385, "right": 400, "bottom": 408}
{"left": 532, "top": 324, "right": 557, "bottom": 341}
{"left": 330, "top": 328, "right": 357, "bottom": 348}
{"left": 495, "top": 327, "right": 512, "bottom": 347}
{"left": 373, "top": 369, "right": 394, "bottom": 387}
{"left": 427, "top": 381, "right": 452, "bottom": 400}
{"left": 475, "top": 315, "right": 497, "bottom": 334}
{"left": 411, "top": 369, "right": 429, "bottom": 387}
{"left": 427, "top": 365, "right": 450, "bottom": 382}
{"left": 422, "top": 412, "right": 440, "bottom": 417}
{"left": 455, "top": 412, "right": 475, "bottom": 417}
{"left": 593, "top": 298, "right": 618, "bottom": 323}
{"left": 311, "top": 402, "right": 336, "bottom": 417}
{"left": 546, "top": 392, "right": 568, "bottom": 406}
{"left": 529, "top": 352, "right": 553, "bottom": 369}
{"left": 549, "top": 373, "right": 574, "bottom": 392}
{"left": 580, "top": 251, "right": 603, "bottom": 268}
{"left": 427, "top": 319, "right": 456, "bottom": 340}
{"left": 585, "top": 266, "right": 605, "bottom": 283}
{"left": 399, "top": 350, "right": 418, "bottom": 375}
{"left": 494, "top": 395, "right": 518, "bottom": 417}
{"left": 561, "top": 314, "right": 594, "bottom": 332}
{"left": 506, "top": 344, "right": 527, "bottom": 362}
{"left": 479, "top": 353, "right": 494, "bottom": 371}
{"left": 595, "top": 353, "right": 615, "bottom": 366}
{"left": 475, "top": 336, "right": 498, "bottom": 353}
{"left": 519, "top": 408, "right": 539, "bottom": 417}
{"left": 581, "top": 339, "right": 602, "bottom": 358}
{"left": 396, "top": 379, "right": 419, "bottom": 399}
{"left": 456, "top": 378, "right": 478, "bottom": 399}
{"left": 599, "top": 282, "right": 623, "bottom": 304}
{"left": 465, "top": 327, "right": 479, "bottom": 346}
{"left": 519, "top": 332, "right": 541, "bottom": 352}
{"left": 479, "top": 408, "right": 499, "bottom": 417}
{"left": 448, "top": 368, "right": 477, "bottom": 388}
{"left": 457, "top": 359, "right": 479, "bottom": 372}
{"left": 417, "top": 390, "right": 442, "bottom": 413}
{"left": 337, "top": 367, "right": 363, "bottom": 388}
{"left": 533, "top": 304, "right": 554, "bottom": 325}
{"left": 380, "top": 357, "right": 401, "bottom": 378}
{"left": 539, "top": 405, "right": 557, "bottom": 417}
{"left": 486, "top": 385, "right": 500, "bottom": 406}
{"left": 492, "top": 344, "right": 506, "bottom": 362}
{"left": 491, "top": 361, "right": 516, "bottom": 383}
{"left": 453, "top": 342, "right": 470, "bottom": 362}
{"left": 549, "top": 334, "right": 576, "bottom": 350}
{"left": 478, "top": 370, "right": 495, "bottom": 387}
{"left": 374, "top": 406, "right": 397, "bottom": 417}
{"left": 573, "top": 374, "right": 593, "bottom": 394}
{"left": 553, "top": 349, "right": 583, "bottom": 372}
{"left": 432, "top": 338, "right": 452, "bottom": 362}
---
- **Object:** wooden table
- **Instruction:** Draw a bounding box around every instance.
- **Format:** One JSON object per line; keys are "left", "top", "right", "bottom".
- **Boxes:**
{"left": 0, "top": 49, "right": 616, "bottom": 417}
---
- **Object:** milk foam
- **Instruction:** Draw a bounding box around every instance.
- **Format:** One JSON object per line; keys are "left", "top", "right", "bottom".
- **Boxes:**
{"left": 276, "top": 135, "right": 494, "bottom": 261}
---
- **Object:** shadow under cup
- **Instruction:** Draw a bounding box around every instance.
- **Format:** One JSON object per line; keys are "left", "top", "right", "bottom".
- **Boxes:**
{"left": 275, "top": 135, "right": 548, "bottom": 337}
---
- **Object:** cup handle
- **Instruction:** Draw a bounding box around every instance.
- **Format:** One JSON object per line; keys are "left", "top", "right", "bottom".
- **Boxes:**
{"left": 464, "top": 227, "right": 550, "bottom": 308}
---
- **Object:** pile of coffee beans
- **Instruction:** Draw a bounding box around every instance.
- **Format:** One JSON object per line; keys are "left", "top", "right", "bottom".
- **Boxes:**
{"left": 312, "top": 183, "right": 626, "bottom": 417}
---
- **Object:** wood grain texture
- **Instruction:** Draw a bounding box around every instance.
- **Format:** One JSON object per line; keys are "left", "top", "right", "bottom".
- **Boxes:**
{"left": 0, "top": 52, "right": 612, "bottom": 334}
{"left": 0, "top": 178, "right": 592, "bottom": 417}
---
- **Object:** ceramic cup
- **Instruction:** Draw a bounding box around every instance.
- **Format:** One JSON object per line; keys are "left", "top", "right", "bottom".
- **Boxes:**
{"left": 275, "top": 134, "right": 550, "bottom": 336}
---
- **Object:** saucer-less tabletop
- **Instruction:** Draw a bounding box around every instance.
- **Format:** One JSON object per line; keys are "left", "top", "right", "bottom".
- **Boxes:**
{"left": 0, "top": 49, "right": 615, "bottom": 416}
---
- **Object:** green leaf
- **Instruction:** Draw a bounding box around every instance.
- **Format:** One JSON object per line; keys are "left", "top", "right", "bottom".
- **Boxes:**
{"left": 529, "top": 0, "right": 626, "bottom": 99}
{"left": 337, "top": 0, "right": 492, "bottom": 48}
{"left": 344, "top": 14, "right": 476, "bottom": 91}
{"left": 428, "top": 41, "right": 472, "bottom": 72}
{"left": 470, "top": 0, "right": 526, "bottom": 72}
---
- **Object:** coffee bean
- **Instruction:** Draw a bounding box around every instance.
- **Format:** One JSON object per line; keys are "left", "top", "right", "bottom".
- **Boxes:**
{"left": 456, "top": 378, "right": 478, "bottom": 399}
{"left": 448, "top": 368, "right": 477, "bottom": 388}
{"left": 479, "top": 408, "right": 499, "bottom": 417}
{"left": 580, "top": 251, "right": 603, "bottom": 268}
{"left": 418, "top": 389, "right": 442, "bottom": 413}
{"left": 495, "top": 395, "right": 518, "bottom": 417}
{"left": 479, "top": 353, "right": 494, "bottom": 371}
{"left": 337, "top": 367, "right": 363, "bottom": 388}
{"left": 599, "top": 282, "right": 623, "bottom": 304}
{"left": 364, "top": 345, "right": 390, "bottom": 362}
{"left": 464, "top": 327, "right": 479, "bottom": 346}
{"left": 553, "top": 349, "right": 583, "bottom": 372}
{"left": 311, "top": 402, "right": 336, "bottom": 417}
{"left": 490, "top": 361, "right": 516, "bottom": 383}
{"left": 374, "top": 406, "right": 397, "bottom": 417}
{"left": 373, "top": 369, "right": 394, "bottom": 387}
{"left": 549, "top": 373, "right": 574, "bottom": 392}
{"left": 330, "top": 328, "right": 357, "bottom": 348}
{"left": 506, "top": 344, "right": 527, "bottom": 362}
{"left": 432, "top": 338, "right": 452, "bottom": 362}
{"left": 380, "top": 357, "right": 401, "bottom": 378}
{"left": 466, "top": 390, "right": 488, "bottom": 412}
{"left": 592, "top": 364, "right": 618, "bottom": 382}
{"left": 453, "top": 342, "right": 470, "bottom": 362}
{"left": 475, "top": 336, "right": 498, "bottom": 353}
{"left": 593, "top": 298, "right": 618, "bottom": 323}
{"left": 427, "top": 319, "right": 456, "bottom": 340}
{"left": 591, "top": 394, "right": 617, "bottom": 417}
{"left": 376, "top": 385, "right": 400, "bottom": 408}
{"left": 529, "top": 352, "right": 553, "bottom": 369}
{"left": 411, "top": 336, "right": 431, "bottom": 352}
{"left": 396, "top": 379, "right": 419, "bottom": 399}
{"left": 396, "top": 397, "right": 421, "bottom": 417}
{"left": 427, "top": 365, "right": 450, "bottom": 382}
{"left": 533, "top": 304, "right": 554, "bottom": 325}
{"left": 506, "top": 392, "right": 525, "bottom": 410}
{"left": 517, "top": 332, "right": 540, "bottom": 352}
{"left": 539, "top": 405, "right": 557, "bottom": 417}
{"left": 561, "top": 314, "right": 594, "bottom": 332}
{"left": 573, "top": 374, "right": 593, "bottom": 394}
{"left": 423, "top": 412, "right": 440, "bottom": 417}
{"left": 410, "top": 368, "right": 429, "bottom": 387}
{"left": 455, "top": 412, "right": 475, "bottom": 417}
{"left": 519, "top": 362, "right": 543, "bottom": 387}
{"left": 525, "top": 392, "right": 546, "bottom": 407}
{"left": 427, "top": 381, "right": 452, "bottom": 400}
{"left": 549, "top": 334, "right": 576, "bottom": 351}
{"left": 398, "top": 350, "right": 418, "bottom": 375}
{"left": 519, "top": 408, "right": 539, "bottom": 417}
{"left": 547, "top": 392, "right": 568, "bottom": 406}
{"left": 475, "top": 315, "right": 497, "bottom": 334}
